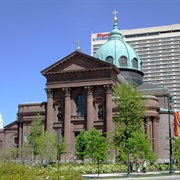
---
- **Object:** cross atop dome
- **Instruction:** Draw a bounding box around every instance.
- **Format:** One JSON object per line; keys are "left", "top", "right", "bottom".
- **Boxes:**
{"left": 112, "top": 10, "right": 118, "bottom": 23}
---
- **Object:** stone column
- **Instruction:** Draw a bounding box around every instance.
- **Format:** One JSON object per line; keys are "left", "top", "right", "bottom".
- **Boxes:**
{"left": 146, "top": 116, "right": 153, "bottom": 147}
{"left": 85, "top": 86, "right": 93, "bottom": 131}
{"left": 152, "top": 117, "right": 160, "bottom": 156}
{"left": 146, "top": 117, "right": 151, "bottom": 138}
{"left": 19, "top": 123, "right": 23, "bottom": 158}
{"left": 63, "top": 88, "right": 72, "bottom": 158}
{"left": 104, "top": 85, "right": 113, "bottom": 133}
{"left": 18, "top": 123, "right": 23, "bottom": 148}
{"left": 104, "top": 84, "right": 114, "bottom": 162}
{"left": 46, "top": 89, "right": 54, "bottom": 132}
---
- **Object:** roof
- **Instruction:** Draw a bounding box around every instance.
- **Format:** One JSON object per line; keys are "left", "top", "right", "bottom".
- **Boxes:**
{"left": 94, "top": 16, "right": 142, "bottom": 72}
{"left": 137, "top": 82, "right": 168, "bottom": 91}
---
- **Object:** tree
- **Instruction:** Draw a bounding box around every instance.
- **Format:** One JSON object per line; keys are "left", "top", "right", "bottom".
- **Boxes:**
{"left": 28, "top": 114, "right": 43, "bottom": 157}
{"left": 75, "top": 128, "right": 110, "bottom": 164}
{"left": 113, "top": 83, "right": 157, "bottom": 162}
{"left": 57, "top": 136, "right": 66, "bottom": 162}
{"left": 113, "top": 83, "right": 147, "bottom": 130}
{"left": 75, "top": 129, "right": 89, "bottom": 162}
{"left": 84, "top": 127, "right": 110, "bottom": 164}
{"left": 130, "top": 131, "right": 157, "bottom": 162}
{"left": 36, "top": 131, "right": 57, "bottom": 163}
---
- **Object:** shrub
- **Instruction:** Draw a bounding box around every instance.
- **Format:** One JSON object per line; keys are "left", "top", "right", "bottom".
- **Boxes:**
{"left": 0, "top": 161, "right": 83, "bottom": 180}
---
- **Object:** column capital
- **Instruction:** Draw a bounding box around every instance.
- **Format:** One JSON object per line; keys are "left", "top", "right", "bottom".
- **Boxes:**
{"left": 103, "top": 84, "right": 112, "bottom": 94}
{"left": 53, "top": 99, "right": 64, "bottom": 110}
{"left": 62, "top": 87, "right": 71, "bottom": 97}
{"left": 84, "top": 86, "right": 93, "bottom": 95}
{"left": 145, "top": 116, "right": 151, "bottom": 122}
{"left": 45, "top": 89, "right": 53, "bottom": 98}
{"left": 153, "top": 117, "right": 160, "bottom": 123}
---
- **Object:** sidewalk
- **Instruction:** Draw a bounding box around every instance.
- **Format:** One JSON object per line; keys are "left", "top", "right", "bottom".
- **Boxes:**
{"left": 82, "top": 171, "right": 179, "bottom": 179}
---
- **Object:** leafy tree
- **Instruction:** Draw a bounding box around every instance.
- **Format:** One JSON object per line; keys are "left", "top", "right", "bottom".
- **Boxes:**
{"left": 75, "top": 128, "right": 110, "bottom": 164}
{"left": 130, "top": 131, "right": 157, "bottom": 162}
{"left": 59, "top": 137, "right": 66, "bottom": 155}
{"left": 113, "top": 83, "right": 157, "bottom": 162}
{"left": 84, "top": 127, "right": 110, "bottom": 164}
{"left": 28, "top": 114, "right": 43, "bottom": 157}
{"left": 75, "top": 129, "right": 89, "bottom": 162}
{"left": 57, "top": 136, "right": 66, "bottom": 161}
{"left": 36, "top": 131, "right": 57, "bottom": 163}
{"left": 113, "top": 83, "right": 147, "bottom": 130}
{"left": 21, "top": 145, "right": 32, "bottom": 164}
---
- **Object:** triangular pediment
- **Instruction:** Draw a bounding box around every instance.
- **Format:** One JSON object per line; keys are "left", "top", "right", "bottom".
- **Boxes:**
{"left": 4, "top": 121, "right": 18, "bottom": 130}
{"left": 41, "top": 51, "right": 118, "bottom": 75}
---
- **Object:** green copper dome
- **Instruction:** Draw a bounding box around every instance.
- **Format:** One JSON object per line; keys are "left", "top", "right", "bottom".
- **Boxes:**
{"left": 94, "top": 11, "right": 144, "bottom": 85}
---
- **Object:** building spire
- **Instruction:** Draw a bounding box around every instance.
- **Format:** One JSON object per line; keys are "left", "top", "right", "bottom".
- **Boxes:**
{"left": 76, "top": 40, "right": 82, "bottom": 52}
{"left": 112, "top": 10, "right": 118, "bottom": 23}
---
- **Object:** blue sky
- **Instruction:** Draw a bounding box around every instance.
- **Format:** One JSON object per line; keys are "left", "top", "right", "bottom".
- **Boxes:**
{"left": 0, "top": 0, "right": 179, "bottom": 127}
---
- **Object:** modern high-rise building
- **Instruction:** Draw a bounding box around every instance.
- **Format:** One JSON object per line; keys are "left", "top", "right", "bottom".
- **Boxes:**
{"left": 91, "top": 24, "right": 180, "bottom": 111}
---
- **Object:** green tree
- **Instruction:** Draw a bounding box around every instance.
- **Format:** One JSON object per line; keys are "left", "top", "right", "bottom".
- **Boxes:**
{"left": 36, "top": 131, "right": 57, "bottom": 163}
{"left": 59, "top": 136, "right": 66, "bottom": 154}
{"left": 84, "top": 127, "right": 110, "bottom": 164}
{"left": 113, "top": 83, "right": 146, "bottom": 130}
{"left": 75, "top": 128, "right": 110, "bottom": 164}
{"left": 113, "top": 83, "right": 157, "bottom": 162}
{"left": 28, "top": 114, "right": 43, "bottom": 157}
{"left": 130, "top": 131, "right": 157, "bottom": 162}
{"left": 75, "top": 129, "right": 89, "bottom": 162}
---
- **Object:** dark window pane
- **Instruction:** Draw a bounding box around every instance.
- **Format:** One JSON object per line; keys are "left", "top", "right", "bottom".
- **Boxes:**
{"left": 106, "top": 56, "right": 113, "bottom": 64}
{"left": 0, "top": 140, "right": 2, "bottom": 149}
{"left": 132, "top": 58, "right": 138, "bottom": 68}
{"left": 77, "top": 95, "right": 85, "bottom": 116}
{"left": 119, "top": 56, "right": 127, "bottom": 66}
{"left": 14, "top": 137, "right": 18, "bottom": 145}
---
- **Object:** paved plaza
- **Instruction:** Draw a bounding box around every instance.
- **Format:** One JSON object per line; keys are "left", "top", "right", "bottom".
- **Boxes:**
{"left": 82, "top": 171, "right": 180, "bottom": 179}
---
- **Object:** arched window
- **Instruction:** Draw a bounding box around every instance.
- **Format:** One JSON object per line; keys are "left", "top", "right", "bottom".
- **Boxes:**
{"left": 77, "top": 94, "right": 85, "bottom": 116}
{"left": 119, "top": 56, "right": 127, "bottom": 66}
{"left": 132, "top": 58, "right": 138, "bottom": 68}
{"left": 0, "top": 140, "right": 2, "bottom": 149}
{"left": 106, "top": 56, "right": 113, "bottom": 64}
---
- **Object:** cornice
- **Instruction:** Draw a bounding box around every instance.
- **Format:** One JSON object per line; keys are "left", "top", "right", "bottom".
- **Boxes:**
{"left": 44, "top": 67, "right": 115, "bottom": 76}
{"left": 41, "top": 50, "right": 120, "bottom": 76}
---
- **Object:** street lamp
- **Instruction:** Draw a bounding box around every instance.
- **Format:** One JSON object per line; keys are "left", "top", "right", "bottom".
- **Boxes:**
{"left": 126, "top": 127, "right": 130, "bottom": 177}
{"left": 167, "top": 94, "right": 174, "bottom": 174}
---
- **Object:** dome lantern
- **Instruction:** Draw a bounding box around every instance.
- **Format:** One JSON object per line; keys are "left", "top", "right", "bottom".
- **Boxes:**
{"left": 94, "top": 11, "right": 144, "bottom": 85}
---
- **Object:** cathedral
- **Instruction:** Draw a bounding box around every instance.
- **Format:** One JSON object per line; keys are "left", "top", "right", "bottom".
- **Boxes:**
{"left": 0, "top": 12, "right": 173, "bottom": 163}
